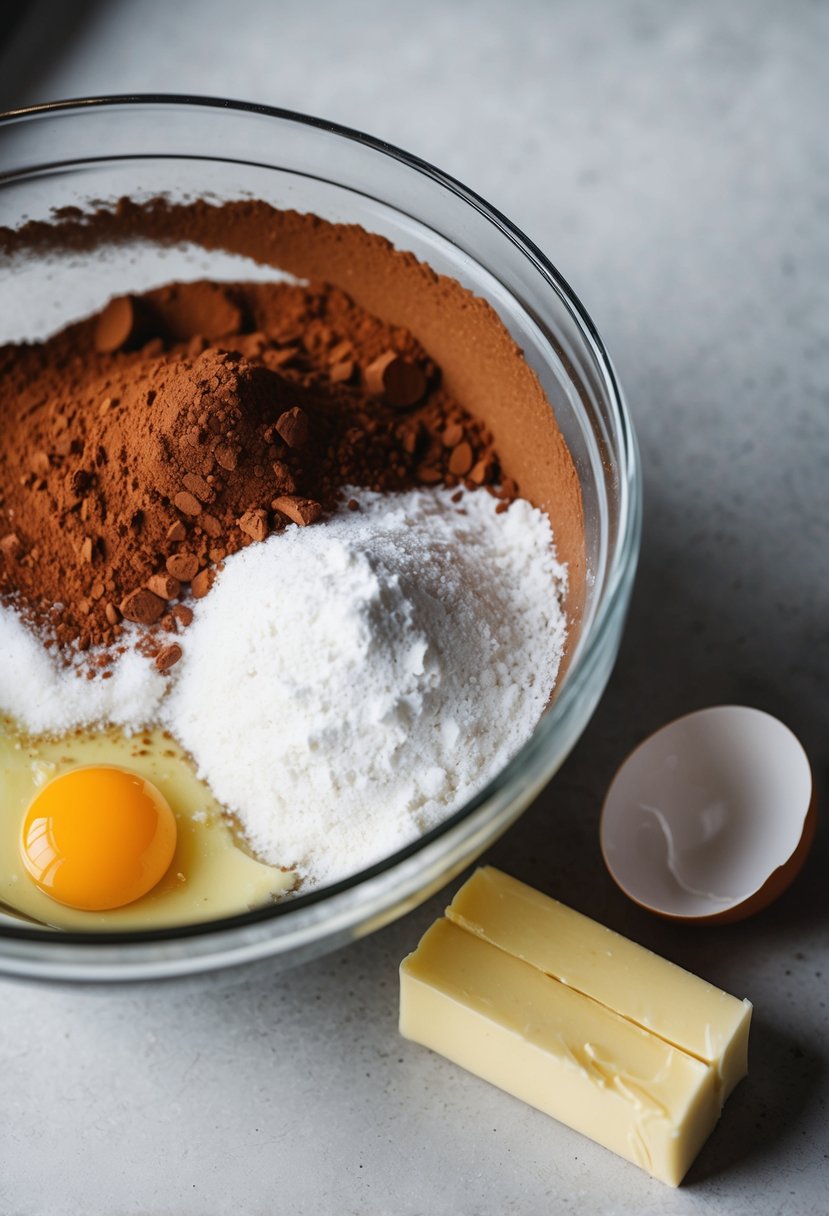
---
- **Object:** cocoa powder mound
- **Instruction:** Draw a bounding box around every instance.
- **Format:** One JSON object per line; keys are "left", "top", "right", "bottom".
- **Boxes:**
{"left": 1, "top": 198, "right": 587, "bottom": 676}
{"left": 0, "top": 279, "right": 512, "bottom": 655}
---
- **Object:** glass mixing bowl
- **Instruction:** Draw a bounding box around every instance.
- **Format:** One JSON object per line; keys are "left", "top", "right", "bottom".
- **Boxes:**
{"left": 0, "top": 96, "right": 641, "bottom": 982}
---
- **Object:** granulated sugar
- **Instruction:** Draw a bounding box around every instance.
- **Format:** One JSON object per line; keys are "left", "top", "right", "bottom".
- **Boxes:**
{"left": 0, "top": 606, "right": 166, "bottom": 736}
{"left": 164, "top": 488, "right": 567, "bottom": 886}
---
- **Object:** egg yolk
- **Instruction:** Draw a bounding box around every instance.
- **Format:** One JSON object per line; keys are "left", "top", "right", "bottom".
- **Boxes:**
{"left": 19, "top": 766, "right": 177, "bottom": 911}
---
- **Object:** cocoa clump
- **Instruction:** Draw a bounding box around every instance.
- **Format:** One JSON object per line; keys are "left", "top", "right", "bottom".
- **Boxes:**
{"left": 147, "top": 573, "right": 181, "bottom": 601}
{"left": 364, "top": 350, "right": 427, "bottom": 408}
{"left": 154, "top": 643, "right": 183, "bottom": 672}
{"left": 120, "top": 588, "right": 166, "bottom": 626}
{"left": 166, "top": 552, "right": 200, "bottom": 583}
{"left": 0, "top": 278, "right": 511, "bottom": 654}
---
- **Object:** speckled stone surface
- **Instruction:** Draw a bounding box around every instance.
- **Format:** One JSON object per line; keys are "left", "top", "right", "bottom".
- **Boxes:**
{"left": 0, "top": 2, "right": 827, "bottom": 1213}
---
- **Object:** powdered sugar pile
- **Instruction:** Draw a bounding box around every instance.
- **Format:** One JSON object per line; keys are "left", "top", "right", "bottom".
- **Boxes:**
{"left": 0, "top": 487, "right": 567, "bottom": 888}
{"left": 165, "top": 488, "right": 567, "bottom": 885}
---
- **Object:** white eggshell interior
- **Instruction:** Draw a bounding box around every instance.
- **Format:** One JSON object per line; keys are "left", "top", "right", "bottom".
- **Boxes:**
{"left": 600, "top": 706, "right": 812, "bottom": 918}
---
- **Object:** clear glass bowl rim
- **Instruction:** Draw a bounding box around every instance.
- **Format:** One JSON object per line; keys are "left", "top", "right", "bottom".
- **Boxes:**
{"left": 0, "top": 94, "right": 642, "bottom": 969}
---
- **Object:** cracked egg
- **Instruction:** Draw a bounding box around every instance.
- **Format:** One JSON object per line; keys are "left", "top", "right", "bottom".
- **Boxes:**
{"left": 600, "top": 706, "right": 815, "bottom": 924}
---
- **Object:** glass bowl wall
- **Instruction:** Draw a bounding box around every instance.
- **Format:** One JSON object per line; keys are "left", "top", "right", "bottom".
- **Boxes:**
{"left": 0, "top": 97, "right": 641, "bottom": 982}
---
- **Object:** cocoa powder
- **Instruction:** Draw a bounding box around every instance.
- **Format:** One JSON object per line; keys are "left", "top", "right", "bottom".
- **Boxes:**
{"left": 0, "top": 195, "right": 589, "bottom": 686}
{"left": 0, "top": 278, "right": 510, "bottom": 654}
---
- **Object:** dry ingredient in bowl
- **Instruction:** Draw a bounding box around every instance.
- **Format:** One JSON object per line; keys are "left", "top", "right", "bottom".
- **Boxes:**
{"left": 0, "top": 278, "right": 510, "bottom": 656}
{"left": 0, "top": 260, "right": 572, "bottom": 898}
{"left": 0, "top": 606, "right": 166, "bottom": 736}
{"left": 165, "top": 488, "right": 567, "bottom": 886}
{"left": 0, "top": 485, "right": 566, "bottom": 886}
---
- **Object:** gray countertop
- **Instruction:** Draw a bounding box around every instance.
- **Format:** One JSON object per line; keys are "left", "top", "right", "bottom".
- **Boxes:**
{"left": 1, "top": 2, "right": 827, "bottom": 1213}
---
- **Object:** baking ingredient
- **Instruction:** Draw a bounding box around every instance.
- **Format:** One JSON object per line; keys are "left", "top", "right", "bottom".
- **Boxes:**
{"left": 600, "top": 706, "right": 815, "bottom": 922}
{"left": 446, "top": 867, "right": 752, "bottom": 1101}
{"left": 400, "top": 915, "right": 721, "bottom": 1187}
{"left": 0, "top": 199, "right": 582, "bottom": 918}
{"left": 0, "top": 605, "right": 166, "bottom": 736}
{"left": 0, "top": 196, "right": 587, "bottom": 637}
{"left": 0, "top": 278, "right": 510, "bottom": 656}
{"left": 20, "top": 766, "right": 177, "bottom": 911}
{"left": 165, "top": 488, "right": 567, "bottom": 886}
{"left": 0, "top": 724, "right": 292, "bottom": 929}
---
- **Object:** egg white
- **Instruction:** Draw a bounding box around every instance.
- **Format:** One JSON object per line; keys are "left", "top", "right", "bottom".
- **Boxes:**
{"left": 0, "top": 717, "right": 294, "bottom": 930}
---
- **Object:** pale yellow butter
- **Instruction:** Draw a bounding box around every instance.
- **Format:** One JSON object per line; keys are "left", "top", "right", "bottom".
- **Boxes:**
{"left": 399, "top": 868, "right": 752, "bottom": 1187}
{"left": 446, "top": 867, "right": 752, "bottom": 1100}
{"left": 401, "top": 919, "right": 720, "bottom": 1186}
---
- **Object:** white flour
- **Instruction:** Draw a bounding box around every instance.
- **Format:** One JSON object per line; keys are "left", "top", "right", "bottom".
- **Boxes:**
{"left": 164, "top": 488, "right": 567, "bottom": 886}
{"left": 0, "top": 487, "right": 567, "bottom": 887}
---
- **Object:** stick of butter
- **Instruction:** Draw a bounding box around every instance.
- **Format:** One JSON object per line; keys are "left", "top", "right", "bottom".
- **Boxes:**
{"left": 399, "top": 868, "right": 752, "bottom": 1187}
{"left": 446, "top": 866, "right": 752, "bottom": 1101}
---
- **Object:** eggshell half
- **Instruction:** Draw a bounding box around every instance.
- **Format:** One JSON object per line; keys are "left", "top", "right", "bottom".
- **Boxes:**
{"left": 600, "top": 706, "right": 815, "bottom": 923}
